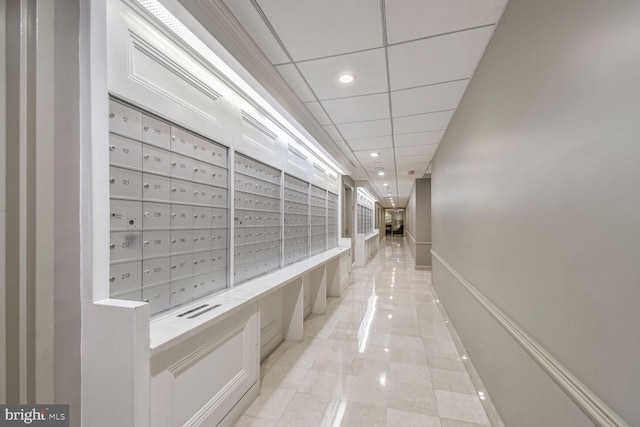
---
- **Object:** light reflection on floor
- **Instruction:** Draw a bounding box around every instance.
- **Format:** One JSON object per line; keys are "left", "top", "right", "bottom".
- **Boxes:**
{"left": 235, "top": 237, "right": 495, "bottom": 427}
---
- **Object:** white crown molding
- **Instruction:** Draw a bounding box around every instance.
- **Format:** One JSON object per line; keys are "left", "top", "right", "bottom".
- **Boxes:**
{"left": 176, "top": 0, "right": 355, "bottom": 174}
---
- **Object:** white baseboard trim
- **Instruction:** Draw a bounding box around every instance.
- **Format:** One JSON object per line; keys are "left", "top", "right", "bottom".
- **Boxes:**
{"left": 431, "top": 249, "right": 629, "bottom": 427}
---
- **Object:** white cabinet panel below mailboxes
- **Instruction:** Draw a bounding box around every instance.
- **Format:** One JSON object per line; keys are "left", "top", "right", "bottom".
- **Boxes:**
{"left": 108, "top": 97, "right": 229, "bottom": 315}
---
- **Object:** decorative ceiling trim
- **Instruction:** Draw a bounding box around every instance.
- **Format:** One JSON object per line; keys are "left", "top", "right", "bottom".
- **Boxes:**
{"left": 179, "top": 0, "right": 353, "bottom": 174}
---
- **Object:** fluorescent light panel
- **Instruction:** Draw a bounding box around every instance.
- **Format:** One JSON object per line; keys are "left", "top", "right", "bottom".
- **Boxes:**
{"left": 136, "top": 0, "right": 344, "bottom": 175}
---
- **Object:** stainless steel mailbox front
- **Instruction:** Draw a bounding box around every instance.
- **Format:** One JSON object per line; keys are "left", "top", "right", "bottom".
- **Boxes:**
{"left": 108, "top": 99, "right": 230, "bottom": 315}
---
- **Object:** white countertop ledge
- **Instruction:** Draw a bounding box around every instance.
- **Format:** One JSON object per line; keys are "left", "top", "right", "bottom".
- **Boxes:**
{"left": 149, "top": 246, "right": 350, "bottom": 355}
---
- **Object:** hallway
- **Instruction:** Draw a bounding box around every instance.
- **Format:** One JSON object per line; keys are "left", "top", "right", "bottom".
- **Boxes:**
{"left": 235, "top": 238, "right": 500, "bottom": 426}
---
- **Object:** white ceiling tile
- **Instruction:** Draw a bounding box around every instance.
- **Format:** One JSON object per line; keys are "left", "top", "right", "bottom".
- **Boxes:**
{"left": 337, "top": 119, "right": 391, "bottom": 139}
{"left": 385, "top": 0, "right": 506, "bottom": 44}
{"left": 322, "top": 124, "right": 344, "bottom": 141}
{"left": 322, "top": 93, "right": 390, "bottom": 124}
{"left": 354, "top": 147, "right": 394, "bottom": 160}
{"left": 359, "top": 159, "right": 394, "bottom": 170}
{"left": 255, "top": 0, "right": 383, "bottom": 61}
{"left": 297, "top": 49, "right": 387, "bottom": 100}
{"left": 342, "top": 149, "right": 360, "bottom": 166}
{"left": 222, "top": 0, "right": 289, "bottom": 64}
{"left": 366, "top": 168, "right": 394, "bottom": 177}
{"left": 394, "top": 131, "right": 444, "bottom": 147}
{"left": 304, "top": 102, "right": 332, "bottom": 125}
{"left": 396, "top": 154, "right": 431, "bottom": 165}
{"left": 393, "top": 111, "right": 453, "bottom": 134}
{"left": 395, "top": 145, "right": 437, "bottom": 157}
{"left": 275, "top": 64, "right": 316, "bottom": 102}
{"left": 348, "top": 136, "right": 393, "bottom": 151}
{"left": 388, "top": 27, "right": 494, "bottom": 91}
{"left": 391, "top": 80, "right": 468, "bottom": 117}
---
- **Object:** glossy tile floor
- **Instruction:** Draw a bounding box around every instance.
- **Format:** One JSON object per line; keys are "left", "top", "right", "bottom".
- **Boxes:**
{"left": 235, "top": 238, "right": 496, "bottom": 427}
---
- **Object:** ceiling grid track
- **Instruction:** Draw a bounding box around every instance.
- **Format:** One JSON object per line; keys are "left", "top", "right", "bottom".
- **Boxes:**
{"left": 271, "top": 23, "right": 496, "bottom": 67}
{"left": 220, "top": 0, "right": 507, "bottom": 207}
{"left": 380, "top": 0, "right": 399, "bottom": 206}
{"left": 248, "top": 0, "right": 386, "bottom": 201}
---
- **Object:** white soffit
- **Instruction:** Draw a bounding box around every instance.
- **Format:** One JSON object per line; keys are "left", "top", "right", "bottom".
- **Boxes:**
{"left": 322, "top": 93, "right": 390, "bottom": 124}
{"left": 394, "top": 131, "right": 444, "bottom": 147}
{"left": 337, "top": 119, "right": 392, "bottom": 139}
{"left": 304, "top": 101, "right": 332, "bottom": 125}
{"left": 393, "top": 111, "right": 453, "bottom": 134}
{"left": 385, "top": 0, "right": 506, "bottom": 44}
{"left": 221, "top": 0, "right": 289, "bottom": 64}
{"left": 254, "top": 0, "right": 383, "bottom": 61}
{"left": 296, "top": 48, "right": 388, "bottom": 100}
{"left": 275, "top": 64, "right": 316, "bottom": 102}
{"left": 388, "top": 26, "right": 494, "bottom": 91}
{"left": 391, "top": 79, "right": 468, "bottom": 117}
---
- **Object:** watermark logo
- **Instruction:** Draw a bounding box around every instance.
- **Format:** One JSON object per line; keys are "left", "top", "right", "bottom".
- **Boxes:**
{"left": 0, "top": 406, "right": 68, "bottom": 426}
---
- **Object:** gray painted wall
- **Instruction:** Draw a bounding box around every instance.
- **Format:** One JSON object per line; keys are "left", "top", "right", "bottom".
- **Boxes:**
{"left": 431, "top": 0, "right": 640, "bottom": 425}
{"left": 407, "top": 178, "right": 432, "bottom": 268}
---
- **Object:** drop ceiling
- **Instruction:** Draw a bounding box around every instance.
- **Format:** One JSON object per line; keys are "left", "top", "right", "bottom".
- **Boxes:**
{"left": 188, "top": 0, "right": 507, "bottom": 207}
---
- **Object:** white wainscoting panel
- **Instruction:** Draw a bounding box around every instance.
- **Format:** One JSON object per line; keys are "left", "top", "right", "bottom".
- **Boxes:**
{"left": 150, "top": 304, "right": 259, "bottom": 427}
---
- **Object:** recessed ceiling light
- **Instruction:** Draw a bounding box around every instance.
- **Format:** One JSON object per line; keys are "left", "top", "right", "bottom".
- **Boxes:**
{"left": 383, "top": 183, "right": 388, "bottom": 186}
{"left": 378, "top": 171, "right": 385, "bottom": 176}
{"left": 370, "top": 152, "right": 379, "bottom": 157}
{"left": 339, "top": 73, "right": 356, "bottom": 84}
{"left": 387, "top": 193, "right": 391, "bottom": 196}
